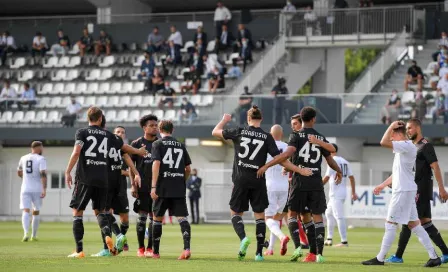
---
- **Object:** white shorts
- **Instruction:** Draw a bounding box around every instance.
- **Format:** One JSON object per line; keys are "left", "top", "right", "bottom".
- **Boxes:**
{"left": 386, "top": 191, "right": 418, "bottom": 225}
{"left": 265, "top": 191, "right": 288, "bottom": 217}
{"left": 326, "top": 198, "right": 345, "bottom": 219}
{"left": 20, "top": 192, "right": 42, "bottom": 211}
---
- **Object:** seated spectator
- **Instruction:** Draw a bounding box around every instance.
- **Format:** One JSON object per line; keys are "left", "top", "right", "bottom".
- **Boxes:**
{"left": 166, "top": 40, "right": 182, "bottom": 65}
{"left": 381, "top": 89, "right": 401, "bottom": 124}
{"left": 239, "top": 38, "right": 253, "bottom": 72}
{"left": 0, "top": 31, "right": 17, "bottom": 66}
{"left": 95, "top": 30, "right": 112, "bottom": 56}
{"left": 283, "top": 1, "right": 297, "bottom": 12}
{"left": 404, "top": 60, "right": 423, "bottom": 91}
{"left": 432, "top": 32, "right": 448, "bottom": 62}
{"left": 138, "top": 51, "right": 155, "bottom": 81}
{"left": 193, "top": 26, "right": 207, "bottom": 46}
{"left": 195, "top": 38, "right": 206, "bottom": 58}
{"left": 439, "top": 58, "right": 448, "bottom": 78}
{"left": 188, "top": 50, "right": 204, "bottom": 74}
{"left": 167, "top": 25, "right": 183, "bottom": 50}
{"left": 208, "top": 67, "right": 225, "bottom": 93}
{"left": 303, "top": 6, "right": 317, "bottom": 22}
{"left": 205, "top": 54, "right": 223, "bottom": 75}
{"left": 234, "top": 24, "right": 253, "bottom": 53}
{"left": 0, "top": 79, "right": 17, "bottom": 113}
{"left": 179, "top": 97, "right": 197, "bottom": 125}
{"left": 228, "top": 58, "right": 243, "bottom": 79}
{"left": 181, "top": 66, "right": 202, "bottom": 95}
{"left": 50, "top": 29, "right": 70, "bottom": 56}
{"left": 77, "top": 28, "right": 94, "bottom": 57}
{"left": 215, "top": 24, "right": 234, "bottom": 53}
{"left": 214, "top": 1, "right": 232, "bottom": 38}
{"left": 31, "top": 31, "right": 48, "bottom": 58}
{"left": 436, "top": 73, "right": 448, "bottom": 123}
{"left": 238, "top": 86, "right": 253, "bottom": 124}
{"left": 151, "top": 68, "right": 165, "bottom": 94}
{"left": 147, "top": 26, "right": 164, "bottom": 53}
{"left": 410, "top": 89, "right": 427, "bottom": 121}
{"left": 61, "top": 96, "right": 82, "bottom": 127}
{"left": 436, "top": 46, "right": 448, "bottom": 72}
{"left": 17, "top": 83, "right": 37, "bottom": 111}
{"left": 158, "top": 81, "right": 176, "bottom": 109}
{"left": 430, "top": 90, "right": 446, "bottom": 124}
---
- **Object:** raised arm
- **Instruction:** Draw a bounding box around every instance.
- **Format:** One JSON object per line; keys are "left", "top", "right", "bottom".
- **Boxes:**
{"left": 380, "top": 121, "right": 403, "bottom": 149}
{"left": 212, "top": 114, "right": 232, "bottom": 140}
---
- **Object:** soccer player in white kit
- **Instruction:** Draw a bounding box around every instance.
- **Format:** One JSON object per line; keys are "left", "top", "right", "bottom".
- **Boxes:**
{"left": 17, "top": 141, "right": 47, "bottom": 242}
{"left": 264, "top": 125, "right": 290, "bottom": 256}
{"left": 323, "top": 143, "right": 358, "bottom": 247}
{"left": 362, "top": 121, "right": 441, "bottom": 267}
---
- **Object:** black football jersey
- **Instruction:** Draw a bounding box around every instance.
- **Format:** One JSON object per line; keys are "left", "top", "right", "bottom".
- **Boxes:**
{"left": 223, "top": 126, "right": 280, "bottom": 186}
{"left": 152, "top": 136, "right": 192, "bottom": 198}
{"left": 131, "top": 136, "right": 157, "bottom": 192}
{"left": 107, "top": 133, "right": 125, "bottom": 189}
{"left": 415, "top": 138, "right": 438, "bottom": 200}
{"left": 288, "top": 127, "right": 330, "bottom": 191}
{"left": 74, "top": 125, "right": 123, "bottom": 188}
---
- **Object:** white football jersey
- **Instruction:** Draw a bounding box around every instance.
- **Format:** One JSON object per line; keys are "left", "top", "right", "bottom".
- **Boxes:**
{"left": 17, "top": 153, "right": 47, "bottom": 193}
{"left": 266, "top": 141, "right": 289, "bottom": 192}
{"left": 391, "top": 141, "right": 417, "bottom": 192}
{"left": 325, "top": 156, "right": 353, "bottom": 200}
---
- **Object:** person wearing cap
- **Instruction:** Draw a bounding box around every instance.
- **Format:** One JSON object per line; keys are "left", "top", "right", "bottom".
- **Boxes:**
{"left": 322, "top": 143, "right": 358, "bottom": 248}
{"left": 61, "top": 96, "right": 82, "bottom": 127}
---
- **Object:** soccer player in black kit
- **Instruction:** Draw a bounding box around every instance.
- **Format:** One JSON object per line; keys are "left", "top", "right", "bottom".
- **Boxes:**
{"left": 258, "top": 106, "right": 342, "bottom": 263}
{"left": 130, "top": 114, "right": 159, "bottom": 257}
{"left": 385, "top": 118, "right": 448, "bottom": 264}
{"left": 150, "top": 120, "right": 192, "bottom": 260}
{"left": 65, "top": 107, "right": 147, "bottom": 258}
{"left": 212, "top": 106, "right": 313, "bottom": 261}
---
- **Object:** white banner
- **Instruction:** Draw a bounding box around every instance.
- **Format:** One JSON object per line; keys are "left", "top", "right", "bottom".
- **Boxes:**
{"left": 344, "top": 186, "right": 448, "bottom": 220}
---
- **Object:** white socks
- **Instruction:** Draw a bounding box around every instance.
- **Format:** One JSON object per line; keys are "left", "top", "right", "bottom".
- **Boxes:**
{"left": 376, "top": 222, "right": 397, "bottom": 262}
{"left": 22, "top": 211, "right": 30, "bottom": 237}
{"left": 412, "top": 225, "right": 438, "bottom": 259}
{"left": 268, "top": 232, "right": 276, "bottom": 250}
{"left": 266, "top": 218, "right": 286, "bottom": 240}
{"left": 32, "top": 215, "right": 40, "bottom": 238}
{"left": 337, "top": 218, "right": 348, "bottom": 242}
{"left": 325, "top": 210, "right": 336, "bottom": 240}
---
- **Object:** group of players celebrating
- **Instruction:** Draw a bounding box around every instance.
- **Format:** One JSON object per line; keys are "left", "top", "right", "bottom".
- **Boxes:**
{"left": 16, "top": 103, "right": 448, "bottom": 266}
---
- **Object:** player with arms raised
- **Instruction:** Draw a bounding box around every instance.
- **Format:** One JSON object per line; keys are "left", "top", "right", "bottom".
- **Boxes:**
{"left": 17, "top": 141, "right": 47, "bottom": 242}
{"left": 362, "top": 121, "right": 441, "bottom": 267}
{"left": 212, "top": 106, "right": 312, "bottom": 261}
{"left": 151, "top": 120, "right": 192, "bottom": 260}
{"left": 257, "top": 106, "right": 342, "bottom": 263}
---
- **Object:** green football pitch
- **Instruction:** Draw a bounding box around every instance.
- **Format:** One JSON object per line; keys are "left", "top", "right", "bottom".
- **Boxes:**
{"left": 0, "top": 221, "right": 445, "bottom": 271}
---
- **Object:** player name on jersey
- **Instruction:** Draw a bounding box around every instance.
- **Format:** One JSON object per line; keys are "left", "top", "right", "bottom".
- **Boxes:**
{"left": 241, "top": 129, "right": 268, "bottom": 139}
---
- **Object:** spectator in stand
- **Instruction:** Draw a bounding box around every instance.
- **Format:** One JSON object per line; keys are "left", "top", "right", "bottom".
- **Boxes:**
{"left": 166, "top": 40, "right": 182, "bottom": 65}
{"left": 158, "top": 81, "right": 176, "bottom": 109}
{"left": 50, "top": 29, "right": 70, "bottom": 56}
{"left": 31, "top": 31, "right": 48, "bottom": 58}
{"left": 151, "top": 67, "right": 165, "bottom": 94}
{"left": 436, "top": 45, "right": 448, "bottom": 72}
{"left": 147, "top": 26, "right": 164, "bottom": 53}
{"left": 216, "top": 24, "right": 234, "bottom": 53}
{"left": 0, "top": 31, "right": 16, "bottom": 66}
{"left": 303, "top": 5, "right": 317, "bottom": 22}
{"left": 181, "top": 64, "right": 202, "bottom": 95}
{"left": 138, "top": 51, "right": 156, "bottom": 81}
{"left": 439, "top": 58, "right": 448, "bottom": 79}
{"left": 228, "top": 58, "right": 242, "bottom": 79}
{"left": 187, "top": 50, "right": 204, "bottom": 74}
{"left": 283, "top": 1, "right": 297, "bottom": 12}
{"left": 239, "top": 37, "right": 252, "bottom": 72}
{"left": 238, "top": 86, "right": 253, "bottom": 124}
{"left": 272, "top": 77, "right": 289, "bottom": 124}
{"left": 179, "top": 97, "right": 197, "bottom": 125}
{"left": 404, "top": 60, "right": 423, "bottom": 91}
{"left": 234, "top": 24, "right": 253, "bottom": 53}
{"left": 77, "top": 28, "right": 94, "bottom": 57}
{"left": 17, "top": 83, "right": 37, "bottom": 111}
{"left": 432, "top": 32, "right": 448, "bottom": 62}
{"left": 195, "top": 38, "right": 206, "bottom": 58}
{"left": 205, "top": 54, "right": 223, "bottom": 75}
{"left": 193, "top": 26, "right": 208, "bottom": 47}
{"left": 208, "top": 66, "right": 225, "bottom": 93}
{"left": 61, "top": 96, "right": 82, "bottom": 127}
{"left": 411, "top": 89, "right": 427, "bottom": 121}
{"left": 214, "top": 1, "right": 232, "bottom": 38}
{"left": 381, "top": 89, "right": 401, "bottom": 124}
{"left": 430, "top": 90, "right": 445, "bottom": 124}
{"left": 0, "top": 79, "right": 17, "bottom": 113}
{"left": 436, "top": 73, "right": 448, "bottom": 123}
{"left": 94, "top": 30, "right": 112, "bottom": 56}
{"left": 167, "top": 25, "right": 183, "bottom": 50}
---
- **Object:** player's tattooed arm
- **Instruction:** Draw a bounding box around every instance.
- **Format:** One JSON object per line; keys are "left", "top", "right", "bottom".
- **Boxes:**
{"left": 212, "top": 114, "right": 232, "bottom": 139}
{"left": 324, "top": 155, "right": 343, "bottom": 183}
{"left": 374, "top": 175, "right": 392, "bottom": 195}
{"left": 40, "top": 170, "right": 47, "bottom": 198}
{"left": 123, "top": 153, "right": 141, "bottom": 188}
{"left": 430, "top": 161, "right": 448, "bottom": 202}
{"left": 65, "top": 144, "right": 82, "bottom": 189}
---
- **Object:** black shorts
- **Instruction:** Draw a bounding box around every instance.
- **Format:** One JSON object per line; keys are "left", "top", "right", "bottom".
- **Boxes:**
{"left": 417, "top": 196, "right": 432, "bottom": 219}
{"left": 229, "top": 183, "right": 268, "bottom": 213}
{"left": 153, "top": 197, "right": 188, "bottom": 217}
{"left": 106, "top": 185, "right": 129, "bottom": 215}
{"left": 289, "top": 190, "right": 326, "bottom": 215}
{"left": 133, "top": 190, "right": 152, "bottom": 214}
{"left": 69, "top": 182, "right": 108, "bottom": 211}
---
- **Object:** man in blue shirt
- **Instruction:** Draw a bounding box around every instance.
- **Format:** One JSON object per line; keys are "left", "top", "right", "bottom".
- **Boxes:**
{"left": 17, "top": 83, "right": 36, "bottom": 111}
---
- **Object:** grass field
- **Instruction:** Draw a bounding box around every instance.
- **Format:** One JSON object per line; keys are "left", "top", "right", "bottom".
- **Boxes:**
{"left": 0, "top": 221, "right": 446, "bottom": 271}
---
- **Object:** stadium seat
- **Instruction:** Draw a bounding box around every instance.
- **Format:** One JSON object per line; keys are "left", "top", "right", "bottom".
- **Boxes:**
{"left": 141, "top": 110, "right": 152, "bottom": 117}
{"left": 63, "top": 82, "right": 76, "bottom": 95}
{"left": 199, "top": 95, "right": 213, "bottom": 106}
{"left": 62, "top": 96, "right": 72, "bottom": 108}
{"left": 207, "top": 40, "right": 216, "bottom": 52}
{"left": 225, "top": 53, "right": 240, "bottom": 65}
{"left": 150, "top": 96, "right": 161, "bottom": 107}
{"left": 170, "top": 81, "right": 181, "bottom": 93}
{"left": 18, "top": 70, "right": 34, "bottom": 82}
{"left": 128, "top": 109, "right": 140, "bottom": 122}
{"left": 108, "top": 82, "right": 122, "bottom": 94}
{"left": 43, "top": 56, "right": 58, "bottom": 68}
{"left": 10, "top": 57, "right": 26, "bottom": 69}
{"left": 97, "top": 82, "right": 110, "bottom": 94}
{"left": 77, "top": 96, "right": 85, "bottom": 105}
{"left": 108, "top": 96, "right": 120, "bottom": 107}
{"left": 401, "top": 91, "right": 415, "bottom": 105}
{"left": 423, "top": 61, "right": 438, "bottom": 77}
{"left": 115, "top": 110, "right": 129, "bottom": 122}
{"left": 50, "top": 83, "right": 64, "bottom": 95}
{"left": 39, "top": 83, "right": 53, "bottom": 95}
{"left": 66, "top": 69, "right": 79, "bottom": 81}
{"left": 76, "top": 82, "right": 87, "bottom": 94}
{"left": 81, "top": 96, "right": 95, "bottom": 107}
{"left": 177, "top": 68, "right": 190, "bottom": 80}
{"left": 130, "top": 68, "right": 140, "bottom": 80}
{"left": 117, "top": 96, "right": 131, "bottom": 107}
{"left": 181, "top": 41, "right": 195, "bottom": 53}
{"left": 155, "top": 55, "right": 166, "bottom": 66}
{"left": 32, "top": 111, "right": 47, "bottom": 123}
{"left": 129, "top": 95, "right": 142, "bottom": 107}
{"left": 153, "top": 109, "right": 164, "bottom": 120}
{"left": 98, "top": 69, "right": 113, "bottom": 80}
{"left": 10, "top": 83, "right": 20, "bottom": 93}
{"left": 133, "top": 55, "right": 145, "bottom": 67}
{"left": 164, "top": 109, "right": 177, "bottom": 120}
{"left": 68, "top": 44, "right": 80, "bottom": 55}
{"left": 119, "top": 82, "right": 133, "bottom": 94}
{"left": 9, "top": 111, "right": 24, "bottom": 123}
{"left": 51, "top": 69, "right": 67, "bottom": 81}
{"left": 43, "top": 111, "right": 60, "bottom": 123}
{"left": 55, "top": 56, "right": 70, "bottom": 68}
{"left": 140, "top": 96, "right": 152, "bottom": 107}
{"left": 105, "top": 110, "right": 117, "bottom": 122}
{"left": 0, "top": 111, "right": 12, "bottom": 123}
{"left": 22, "top": 111, "right": 36, "bottom": 123}
{"left": 86, "top": 69, "right": 101, "bottom": 81}
{"left": 94, "top": 96, "right": 106, "bottom": 107}
{"left": 66, "top": 56, "right": 81, "bottom": 68}
{"left": 133, "top": 82, "right": 144, "bottom": 93}
{"left": 189, "top": 95, "right": 201, "bottom": 106}
{"left": 99, "top": 56, "right": 115, "bottom": 67}
{"left": 36, "top": 97, "right": 50, "bottom": 109}
{"left": 85, "top": 83, "right": 99, "bottom": 95}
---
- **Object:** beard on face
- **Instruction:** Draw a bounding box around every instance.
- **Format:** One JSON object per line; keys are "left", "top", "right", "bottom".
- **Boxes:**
{"left": 408, "top": 133, "right": 417, "bottom": 141}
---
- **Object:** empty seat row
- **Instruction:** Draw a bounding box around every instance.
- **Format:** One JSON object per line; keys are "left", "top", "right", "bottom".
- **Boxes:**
{"left": 0, "top": 110, "right": 60, "bottom": 124}
{"left": 38, "top": 82, "right": 144, "bottom": 95}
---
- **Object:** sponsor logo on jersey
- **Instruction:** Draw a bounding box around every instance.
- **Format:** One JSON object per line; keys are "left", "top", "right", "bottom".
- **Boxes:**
{"left": 238, "top": 160, "right": 259, "bottom": 169}
{"left": 86, "top": 159, "right": 107, "bottom": 166}
{"left": 111, "top": 164, "right": 123, "bottom": 171}
{"left": 163, "top": 171, "right": 185, "bottom": 178}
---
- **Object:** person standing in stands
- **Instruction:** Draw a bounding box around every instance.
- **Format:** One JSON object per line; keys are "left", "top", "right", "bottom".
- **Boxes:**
{"left": 214, "top": 1, "right": 232, "bottom": 38}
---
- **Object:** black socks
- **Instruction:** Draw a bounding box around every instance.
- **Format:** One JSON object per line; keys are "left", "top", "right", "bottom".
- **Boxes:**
{"left": 255, "top": 219, "right": 266, "bottom": 255}
{"left": 73, "top": 216, "right": 84, "bottom": 253}
{"left": 153, "top": 220, "right": 163, "bottom": 254}
{"left": 136, "top": 213, "right": 147, "bottom": 249}
{"left": 231, "top": 215, "right": 246, "bottom": 241}
{"left": 288, "top": 218, "right": 301, "bottom": 248}
{"left": 179, "top": 218, "right": 191, "bottom": 250}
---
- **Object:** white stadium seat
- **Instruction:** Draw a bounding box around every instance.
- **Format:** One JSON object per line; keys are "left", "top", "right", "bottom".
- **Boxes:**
{"left": 189, "top": 95, "right": 201, "bottom": 106}
{"left": 50, "top": 83, "right": 64, "bottom": 95}
{"left": 76, "top": 82, "right": 87, "bottom": 94}
{"left": 0, "top": 111, "right": 12, "bottom": 123}
{"left": 130, "top": 68, "right": 140, "bottom": 80}
{"left": 39, "top": 83, "right": 53, "bottom": 95}
{"left": 153, "top": 109, "right": 164, "bottom": 120}
{"left": 115, "top": 110, "right": 129, "bottom": 122}
{"left": 108, "top": 82, "right": 121, "bottom": 94}
{"left": 117, "top": 96, "right": 131, "bottom": 107}
{"left": 164, "top": 109, "right": 177, "bottom": 120}
{"left": 18, "top": 70, "right": 34, "bottom": 82}
{"left": 181, "top": 41, "right": 195, "bottom": 53}
{"left": 225, "top": 53, "right": 240, "bottom": 65}
{"left": 66, "top": 56, "right": 81, "bottom": 68}
{"left": 10, "top": 57, "right": 26, "bottom": 69}
{"left": 177, "top": 68, "right": 190, "bottom": 80}
{"left": 207, "top": 40, "right": 216, "bottom": 52}
{"left": 96, "top": 96, "right": 108, "bottom": 107}
{"left": 68, "top": 44, "right": 80, "bottom": 55}
{"left": 170, "top": 81, "right": 181, "bottom": 93}
{"left": 150, "top": 96, "right": 161, "bottom": 107}
{"left": 105, "top": 110, "right": 117, "bottom": 122}
{"left": 401, "top": 91, "right": 415, "bottom": 105}
{"left": 141, "top": 110, "right": 152, "bottom": 116}
{"left": 120, "top": 82, "right": 133, "bottom": 94}
{"left": 128, "top": 110, "right": 140, "bottom": 122}
{"left": 133, "top": 55, "right": 145, "bottom": 67}
{"left": 130, "top": 95, "right": 142, "bottom": 107}
{"left": 51, "top": 69, "right": 67, "bottom": 81}
{"left": 22, "top": 111, "right": 36, "bottom": 123}
{"left": 43, "top": 111, "right": 60, "bottom": 123}
{"left": 43, "top": 56, "right": 58, "bottom": 68}
{"left": 77, "top": 96, "right": 85, "bottom": 105}
{"left": 10, "top": 83, "right": 20, "bottom": 93}
{"left": 47, "top": 97, "right": 62, "bottom": 109}
{"left": 62, "top": 96, "right": 72, "bottom": 108}
{"left": 36, "top": 97, "right": 50, "bottom": 109}
{"left": 84, "top": 96, "right": 97, "bottom": 107}
{"left": 63, "top": 83, "right": 76, "bottom": 95}
{"left": 86, "top": 69, "right": 101, "bottom": 81}
{"left": 108, "top": 96, "right": 119, "bottom": 107}
{"left": 132, "top": 82, "right": 144, "bottom": 94}
{"left": 99, "top": 69, "right": 113, "bottom": 81}
{"left": 140, "top": 96, "right": 152, "bottom": 107}
{"left": 9, "top": 111, "right": 24, "bottom": 123}
{"left": 85, "top": 83, "right": 99, "bottom": 95}
{"left": 99, "top": 56, "right": 115, "bottom": 67}
{"left": 32, "top": 111, "right": 47, "bottom": 123}
{"left": 199, "top": 95, "right": 213, "bottom": 106}
{"left": 97, "top": 82, "right": 110, "bottom": 94}
{"left": 55, "top": 56, "right": 70, "bottom": 68}
{"left": 66, "top": 69, "right": 79, "bottom": 81}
